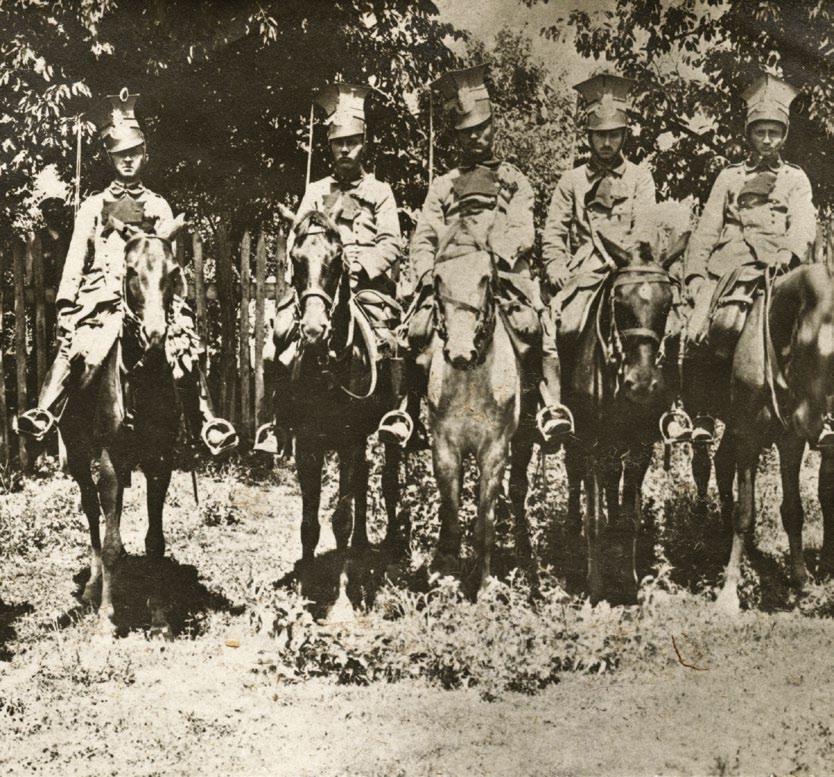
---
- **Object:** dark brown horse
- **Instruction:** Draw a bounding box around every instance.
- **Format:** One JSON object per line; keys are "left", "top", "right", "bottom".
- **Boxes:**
{"left": 561, "top": 235, "right": 678, "bottom": 603}
{"left": 282, "top": 211, "right": 404, "bottom": 568}
{"left": 61, "top": 218, "right": 185, "bottom": 633}
{"left": 688, "top": 262, "right": 834, "bottom": 613}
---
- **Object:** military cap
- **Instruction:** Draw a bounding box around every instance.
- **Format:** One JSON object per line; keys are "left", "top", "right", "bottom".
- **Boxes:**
{"left": 433, "top": 65, "right": 492, "bottom": 131}
{"left": 91, "top": 88, "right": 145, "bottom": 154}
{"left": 314, "top": 82, "right": 371, "bottom": 141}
{"left": 574, "top": 73, "right": 635, "bottom": 131}
{"left": 742, "top": 74, "right": 798, "bottom": 131}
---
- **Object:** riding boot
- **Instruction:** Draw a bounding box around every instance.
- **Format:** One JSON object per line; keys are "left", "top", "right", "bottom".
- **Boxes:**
{"left": 14, "top": 351, "right": 71, "bottom": 440}
{"left": 536, "top": 353, "right": 574, "bottom": 447}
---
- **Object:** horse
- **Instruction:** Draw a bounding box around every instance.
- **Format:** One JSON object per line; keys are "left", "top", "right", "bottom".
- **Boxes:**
{"left": 427, "top": 220, "right": 536, "bottom": 595}
{"left": 60, "top": 217, "right": 185, "bottom": 633}
{"left": 688, "top": 262, "right": 834, "bottom": 614}
{"left": 560, "top": 232, "right": 680, "bottom": 604}
{"left": 282, "top": 210, "right": 405, "bottom": 571}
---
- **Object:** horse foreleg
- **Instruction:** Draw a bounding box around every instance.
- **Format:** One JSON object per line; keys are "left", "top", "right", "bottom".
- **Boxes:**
{"left": 565, "top": 444, "right": 584, "bottom": 535}
{"left": 349, "top": 444, "right": 370, "bottom": 550}
{"left": 331, "top": 444, "right": 357, "bottom": 552}
{"left": 145, "top": 469, "right": 171, "bottom": 559}
{"left": 717, "top": 444, "right": 759, "bottom": 615}
{"left": 509, "top": 428, "right": 535, "bottom": 571}
{"left": 296, "top": 437, "right": 324, "bottom": 561}
{"left": 714, "top": 433, "right": 736, "bottom": 539}
{"left": 603, "top": 454, "right": 622, "bottom": 525}
{"left": 382, "top": 443, "right": 407, "bottom": 559}
{"left": 692, "top": 442, "right": 713, "bottom": 509}
{"left": 777, "top": 432, "right": 808, "bottom": 588}
{"left": 584, "top": 462, "right": 604, "bottom": 604}
{"left": 614, "top": 445, "right": 652, "bottom": 602}
{"left": 819, "top": 449, "right": 834, "bottom": 577}
{"left": 432, "top": 437, "right": 462, "bottom": 575}
{"left": 474, "top": 442, "right": 507, "bottom": 594}
{"left": 97, "top": 448, "right": 125, "bottom": 631}
{"left": 67, "top": 452, "right": 102, "bottom": 605}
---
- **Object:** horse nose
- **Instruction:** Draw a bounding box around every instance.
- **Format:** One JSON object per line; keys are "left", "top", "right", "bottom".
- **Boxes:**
{"left": 142, "top": 322, "right": 166, "bottom": 349}
{"left": 445, "top": 347, "right": 476, "bottom": 369}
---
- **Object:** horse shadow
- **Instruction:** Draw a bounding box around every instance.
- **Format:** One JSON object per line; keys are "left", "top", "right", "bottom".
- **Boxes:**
{"left": 70, "top": 554, "right": 241, "bottom": 637}
{"left": 0, "top": 598, "right": 34, "bottom": 661}
{"left": 275, "top": 544, "right": 422, "bottom": 622}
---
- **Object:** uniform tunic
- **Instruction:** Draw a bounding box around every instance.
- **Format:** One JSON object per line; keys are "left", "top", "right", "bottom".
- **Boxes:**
{"left": 686, "top": 157, "right": 815, "bottom": 283}
{"left": 686, "top": 157, "right": 816, "bottom": 339}
{"left": 542, "top": 157, "right": 656, "bottom": 281}
{"left": 410, "top": 160, "right": 535, "bottom": 282}
{"left": 288, "top": 171, "right": 402, "bottom": 288}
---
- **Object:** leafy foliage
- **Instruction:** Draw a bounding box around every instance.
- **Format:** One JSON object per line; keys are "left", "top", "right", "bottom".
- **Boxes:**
{"left": 526, "top": 0, "right": 834, "bottom": 209}
{"left": 0, "top": 1, "right": 462, "bottom": 233}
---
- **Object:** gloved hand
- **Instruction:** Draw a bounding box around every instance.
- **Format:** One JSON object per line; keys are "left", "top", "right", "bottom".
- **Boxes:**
{"left": 686, "top": 276, "right": 705, "bottom": 306}
{"left": 544, "top": 260, "right": 569, "bottom": 295}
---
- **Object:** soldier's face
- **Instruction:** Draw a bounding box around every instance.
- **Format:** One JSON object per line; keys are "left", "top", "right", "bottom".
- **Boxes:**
{"left": 589, "top": 129, "right": 625, "bottom": 163}
{"left": 456, "top": 118, "right": 494, "bottom": 163}
{"left": 748, "top": 120, "right": 786, "bottom": 158}
{"left": 109, "top": 145, "right": 146, "bottom": 182}
{"left": 330, "top": 134, "right": 364, "bottom": 179}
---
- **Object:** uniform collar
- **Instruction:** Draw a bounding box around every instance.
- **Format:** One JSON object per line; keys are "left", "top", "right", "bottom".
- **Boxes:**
{"left": 744, "top": 154, "right": 783, "bottom": 173}
{"left": 107, "top": 180, "right": 146, "bottom": 198}
{"left": 587, "top": 155, "right": 627, "bottom": 180}
{"left": 458, "top": 157, "right": 501, "bottom": 172}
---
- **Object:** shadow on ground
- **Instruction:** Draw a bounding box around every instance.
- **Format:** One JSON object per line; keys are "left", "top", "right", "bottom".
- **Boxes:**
{"left": 68, "top": 554, "right": 242, "bottom": 637}
{"left": 0, "top": 598, "right": 34, "bottom": 661}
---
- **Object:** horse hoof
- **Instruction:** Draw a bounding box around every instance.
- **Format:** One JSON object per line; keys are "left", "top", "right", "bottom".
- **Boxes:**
{"left": 94, "top": 614, "right": 118, "bottom": 639}
{"left": 145, "top": 539, "right": 166, "bottom": 559}
{"left": 81, "top": 578, "right": 101, "bottom": 605}
{"left": 715, "top": 586, "right": 741, "bottom": 616}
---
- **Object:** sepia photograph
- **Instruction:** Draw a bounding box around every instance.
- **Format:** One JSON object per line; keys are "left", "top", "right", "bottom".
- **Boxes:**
{"left": 1, "top": 1, "right": 834, "bottom": 774}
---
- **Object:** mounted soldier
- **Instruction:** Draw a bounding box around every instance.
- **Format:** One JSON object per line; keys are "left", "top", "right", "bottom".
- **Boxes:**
{"left": 15, "top": 90, "right": 237, "bottom": 456}
{"left": 263, "top": 82, "right": 408, "bottom": 453}
{"left": 402, "top": 64, "right": 574, "bottom": 446}
{"left": 542, "top": 73, "right": 657, "bottom": 365}
{"left": 677, "top": 74, "right": 818, "bottom": 445}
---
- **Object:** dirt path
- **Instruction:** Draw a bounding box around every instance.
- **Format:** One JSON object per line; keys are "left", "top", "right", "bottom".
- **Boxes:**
{"left": 2, "top": 453, "right": 834, "bottom": 776}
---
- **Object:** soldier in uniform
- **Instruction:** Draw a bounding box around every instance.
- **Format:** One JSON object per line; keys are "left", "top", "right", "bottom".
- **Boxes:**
{"left": 542, "top": 74, "right": 656, "bottom": 357}
{"left": 266, "top": 82, "right": 409, "bottom": 451}
{"left": 15, "top": 91, "right": 237, "bottom": 456}
{"left": 679, "top": 74, "right": 818, "bottom": 444}
{"left": 404, "top": 65, "right": 573, "bottom": 445}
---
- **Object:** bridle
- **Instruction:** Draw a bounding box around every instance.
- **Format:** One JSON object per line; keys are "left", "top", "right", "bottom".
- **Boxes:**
{"left": 432, "top": 244, "right": 499, "bottom": 369}
{"left": 120, "top": 233, "right": 176, "bottom": 354}
{"left": 598, "top": 264, "right": 675, "bottom": 383}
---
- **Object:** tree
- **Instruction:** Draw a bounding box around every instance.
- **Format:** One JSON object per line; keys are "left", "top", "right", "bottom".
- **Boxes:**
{"left": 0, "top": 1, "right": 462, "bottom": 235}
{"left": 525, "top": 0, "right": 834, "bottom": 210}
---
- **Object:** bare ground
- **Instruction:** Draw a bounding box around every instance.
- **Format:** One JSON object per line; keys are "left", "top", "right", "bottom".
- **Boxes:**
{"left": 2, "top": 445, "right": 834, "bottom": 776}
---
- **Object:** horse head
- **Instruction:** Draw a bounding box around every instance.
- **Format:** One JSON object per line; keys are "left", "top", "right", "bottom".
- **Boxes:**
{"left": 119, "top": 213, "right": 186, "bottom": 351}
{"left": 433, "top": 221, "right": 497, "bottom": 370}
{"left": 600, "top": 226, "right": 676, "bottom": 406}
{"left": 290, "top": 210, "right": 345, "bottom": 350}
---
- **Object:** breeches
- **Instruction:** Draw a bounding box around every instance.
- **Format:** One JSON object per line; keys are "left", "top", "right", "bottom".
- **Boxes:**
{"left": 689, "top": 279, "right": 718, "bottom": 344}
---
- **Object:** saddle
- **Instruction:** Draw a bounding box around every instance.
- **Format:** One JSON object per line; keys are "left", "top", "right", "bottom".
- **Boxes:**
{"left": 706, "top": 264, "right": 765, "bottom": 360}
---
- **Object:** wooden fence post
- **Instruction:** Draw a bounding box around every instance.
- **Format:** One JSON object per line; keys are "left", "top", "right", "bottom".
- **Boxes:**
{"left": 217, "top": 222, "right": 237, "bottom": 423}
{"left": 30, "top": 233, "right": 47, "bottom": 393}
{"left": 0, "top": 246, "right": 8, "bottom": 467}
{"left": 13, "top": 240, "right": 29, "bottom": 472}
{"left": 253, "top": 229, "right": 267, "bottom": 426}
{"left": 239, "top": 230, "right": 252, "bottom": 443}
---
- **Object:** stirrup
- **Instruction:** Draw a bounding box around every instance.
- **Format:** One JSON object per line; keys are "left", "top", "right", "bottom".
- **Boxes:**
{"left": 14, "top": 408, "right": 58, "bottom": 442}
{"left": 201, "top": 418, "right": 239, "bottom": 457}
{"left": 253, "top": 423, "right": 280, "bottom": 455}
{"left": 691, "top": 415, "right": 715, "bottom": 445}
{"left": 659, "top": 408, "right": 693, "bottom": 444}
{"left": 377, "top": 410, "right": 414, "bottom": 448}
{"left": 817, "top": 418, "right": 834, "bottom": 449}
{"left": 536, "top": 404, "right": 574, "bottom": 441}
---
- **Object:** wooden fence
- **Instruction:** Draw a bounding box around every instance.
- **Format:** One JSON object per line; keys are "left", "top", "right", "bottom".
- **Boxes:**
{"left": 0, "top": 227, "right": 286, "bottom": 471}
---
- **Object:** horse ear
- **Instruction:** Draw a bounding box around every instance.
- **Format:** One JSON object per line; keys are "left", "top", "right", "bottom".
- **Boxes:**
{"left": 595, "top": 227, "right": 631, "bottom": 269}
{"left": 660, "top": 229, "right": 691, "bottom": 270}
{"left": 108, "top": 215, "right": 141, "bottom": 242}
{"left": 157, "top": 212, "right": 188, "bottom": 242}
{"left": 276, "top": 203, "right": 295, "bottom": 225}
